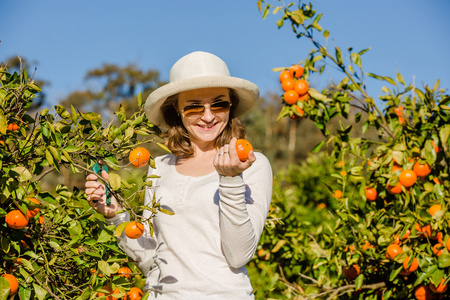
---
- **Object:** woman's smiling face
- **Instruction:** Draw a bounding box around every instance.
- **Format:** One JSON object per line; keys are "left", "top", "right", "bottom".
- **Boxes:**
{"left": 177, "top": 87, "right": 231, "bottom": 149}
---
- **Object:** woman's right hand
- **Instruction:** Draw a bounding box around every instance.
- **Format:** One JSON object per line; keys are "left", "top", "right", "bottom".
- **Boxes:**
{"left": 85, "top": 170, "right": 122, "bottom": 218}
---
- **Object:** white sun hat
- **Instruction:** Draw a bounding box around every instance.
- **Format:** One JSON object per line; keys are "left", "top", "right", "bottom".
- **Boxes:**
{"left": 144, "top": 51, "right": 260, "bottom": 129}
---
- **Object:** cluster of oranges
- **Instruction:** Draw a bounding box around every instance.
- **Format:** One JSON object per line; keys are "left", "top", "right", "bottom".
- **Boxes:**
{"left": 364, "top": 155, "right": 436, "bottom": 202}
{"left": 279, "top": 65, "right": 309, "bottom": 119}
{"left": 3, "top": 197, "right": 44, "bottom": 295}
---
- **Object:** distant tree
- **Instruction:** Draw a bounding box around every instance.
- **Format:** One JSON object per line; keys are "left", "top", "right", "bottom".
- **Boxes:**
{"left": 61, "top": 63, "right": 164, "bottom": 119}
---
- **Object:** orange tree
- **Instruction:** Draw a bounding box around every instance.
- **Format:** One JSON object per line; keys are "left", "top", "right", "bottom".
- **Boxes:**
{"left": 0, "top": 64, "right": 168, "bottom": 299}
{"left": 255, "top": 0, "right": 450, "bottom": 299}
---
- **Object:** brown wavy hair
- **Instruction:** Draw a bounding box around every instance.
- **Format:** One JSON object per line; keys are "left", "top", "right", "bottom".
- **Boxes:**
{"left": 160, "top": 89, "right": 247, "bottom": 157}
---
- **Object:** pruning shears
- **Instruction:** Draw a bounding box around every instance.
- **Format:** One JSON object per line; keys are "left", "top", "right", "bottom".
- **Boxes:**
{"left": 91, "top": 160, "right": 112, "bottom": 206}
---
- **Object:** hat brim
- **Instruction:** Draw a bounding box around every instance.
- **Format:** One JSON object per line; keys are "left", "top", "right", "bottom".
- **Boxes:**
{"left": 144, "top": 76, "right": 259, "bottom": 130}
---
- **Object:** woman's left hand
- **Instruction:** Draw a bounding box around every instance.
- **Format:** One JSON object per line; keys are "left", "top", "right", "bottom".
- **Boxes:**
{"left": 214, "top": 137, "right": 256, "bottom": 177}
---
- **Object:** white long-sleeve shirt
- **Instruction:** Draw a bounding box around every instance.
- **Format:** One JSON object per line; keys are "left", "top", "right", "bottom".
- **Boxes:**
{"left": 105, "top": 152, "right": 273, "bottom": 299}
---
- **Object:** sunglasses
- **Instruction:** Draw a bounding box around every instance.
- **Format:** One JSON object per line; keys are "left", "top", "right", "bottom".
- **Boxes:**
{"left": 180, "top": 100, "right": 232, "bottom": 119}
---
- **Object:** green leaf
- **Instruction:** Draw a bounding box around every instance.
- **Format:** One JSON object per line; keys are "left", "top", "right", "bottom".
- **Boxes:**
{"left": 355, "top": 274, "right": 364, "bottom": 290}
{"left": 159, "top": 208, "right": 175, "bottom": 216}
{"left": 262, "top": 6, "right": 269, "bottom": 19}
{"left": 0, "top": 277, "right": 10, "bottom": 300}
{"left": 108, "top": 172, "right": 121, "bottom": 191}
{"left": 0, "top": 111, "right": 6, "bottom": 135}
{"left": 323, "top": 29, "right": 329, "bottom": 39}
{"left": 335, "top": 47, "right": 343, "bottom": 65}
{"left": 271, "top": 240, "right": 286, "bottom": 253}
{"left": 55, "top": 105, "right": 71, "bottom": 119}
{"left": 137, "top": 92, "right": 143, "bottom": 107}
{"left": 308, "top": 88, "right": 329, "bottom": 102}
{"left": 156, "top": 142, "right": 171, "bottom": 153}
{"left": 312, "top": 141, "right": 324, "bottom": 153}
{"left": 45, "top": 149, "right": 54, "bottom": 165}
{"left": 74, "top": 288, "right": 91, "bottom": 300}
{"left": 98, "top": 260, "right": 111, "bottom": 277}
{"left": 32, "top": 284, "right": 48, "bottom": 300}
{"left": 114, "top": 221, "right": 129, "bottom": 237}
{"left": 71, "top": 105, "right": 78, "bottom": 124}
{"left": 97, "top": 230, "right": 112, "bottom": 243}
{"left": 11, "top": 166, "right": 32, "bottom": 182}
{"left": 438, "top": 254, "right": 450, "bottom": 268}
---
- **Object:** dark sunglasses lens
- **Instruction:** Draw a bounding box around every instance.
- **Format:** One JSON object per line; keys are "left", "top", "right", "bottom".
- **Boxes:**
{"left": 211, "top": 101, "right": 231, "bottom": 113}
{"left": 183, "top": 105, "right": 204, "bottom": 117}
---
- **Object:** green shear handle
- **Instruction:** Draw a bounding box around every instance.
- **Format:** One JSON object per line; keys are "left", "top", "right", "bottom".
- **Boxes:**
{"left": 91, "top": 162, "right": 112, "bottom": 206}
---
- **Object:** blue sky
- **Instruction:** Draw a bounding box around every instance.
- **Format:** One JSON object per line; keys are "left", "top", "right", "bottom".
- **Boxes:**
{"left": 2, "top": 0, "right": 449, "bottom": 108}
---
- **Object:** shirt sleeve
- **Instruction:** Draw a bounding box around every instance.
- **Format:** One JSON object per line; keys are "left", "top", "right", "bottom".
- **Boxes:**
{"left": 104, "top": 165, "right": 159, "bottom": 277}
{"left": 218, "top": 152, "right": 273, "bottom": 268}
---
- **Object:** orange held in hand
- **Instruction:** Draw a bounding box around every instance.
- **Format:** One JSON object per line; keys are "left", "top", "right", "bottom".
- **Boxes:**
{"left": 129, "top": 147, "right": 150, "bottom": 168}
{"left": 5, "top": 210, "right": 29, "bottom": 229}
{"left": 1, "top": 274, "right": 19, "bottom": 295}
{"left": 125, "top": 221, "right": 145, "bottom": 239}
{"left": 235, "top": 139, "right": 253, "bottom": 162}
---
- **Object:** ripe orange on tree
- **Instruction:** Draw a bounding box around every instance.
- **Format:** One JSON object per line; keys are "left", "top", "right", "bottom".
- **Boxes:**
{"left": 7, "top": 123, "right": 19, "bottom": 131}
{"left": 343, "top": 264, "right": 360, "bottom": 280}
{"left": 124, "top": 287, "right": 144, "bottom": 300}
{"left": 387, "top": 182, "right": 402, "bottom": 195}
{"left": 26, "top": 197, "right": 40, "bottom": 218}
{"left": 125, "top": 221, "right": 145, "bottom": 239}
{"left": 403, "top": 256, "right": 419, "bottom": 272}
{"left": 365, "top": 186, "right": 377, "bottom": 201}
{"left": 399, "top": 169, "right": 417, "bottom": 187}
{"left": 386, "top": 243, "right": 403, "bottom": 260}
{"left": 446, "top": 238, "right": 450, "bottom": 252}
{"left": 289, "top": 65, "right": 304, "bottom": 78}
{"left": 97, "top": 285, "right": 120, "bottom": 300}
{"left": 394, "top": 106, "right": 404, "bottom": 116}
{"left": 298, "top": 93, "right": 309, "bottom": 102}
{"left": 429, "top": 278, "right": 448, "bottom": 294}
{"left": 433, "top": 244, "right": 444, "bottom": 257}
{"left": 333, "top": 190, "right": 343, "bottom": 199}
{"left": 235, "top": 139, "right": 253, "bottom": 162}
{"left": 392, "top": 164, "right": 402, "bottom": 173}
{"left": 279, "top": 70, "right": 291, "bottom": 82}
{"left": 413, "top": 161, "right": 431, "bottom": 177}
{"left": 118, "top": 266, "right": 132, "bottom": 278}
{"left": 429, "top": 204, "right": 442, "bottom": 216}
{"left": 283, "top": 90, "right": 299, "bottom": 105}
{"left": 414, "top": 284, "right": 434, "bottom": 300}
{"left": 5, "top": 210, "right": 29, "bottom": 229}
{"left": 432, "top": 140, "right": 440, "bottom": 153}
{"left": 294, "top": 79, "right": 309, "bottom": 95}
{"left": 290, "top": 105, "right": 304, "bottom": 119}
{"left": 281, "top": 78, "right": 295, "bottom": 92}
{"left": 1, "top": 274, "right": 19, "bottom": 295}
{"left": 129, "top": 147, "right": 150, "bottom": 168}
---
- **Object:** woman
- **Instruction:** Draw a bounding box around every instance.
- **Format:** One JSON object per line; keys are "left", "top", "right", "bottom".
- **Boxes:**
{"left": 85, "top": 51, "right": 273, "bottom": 299}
